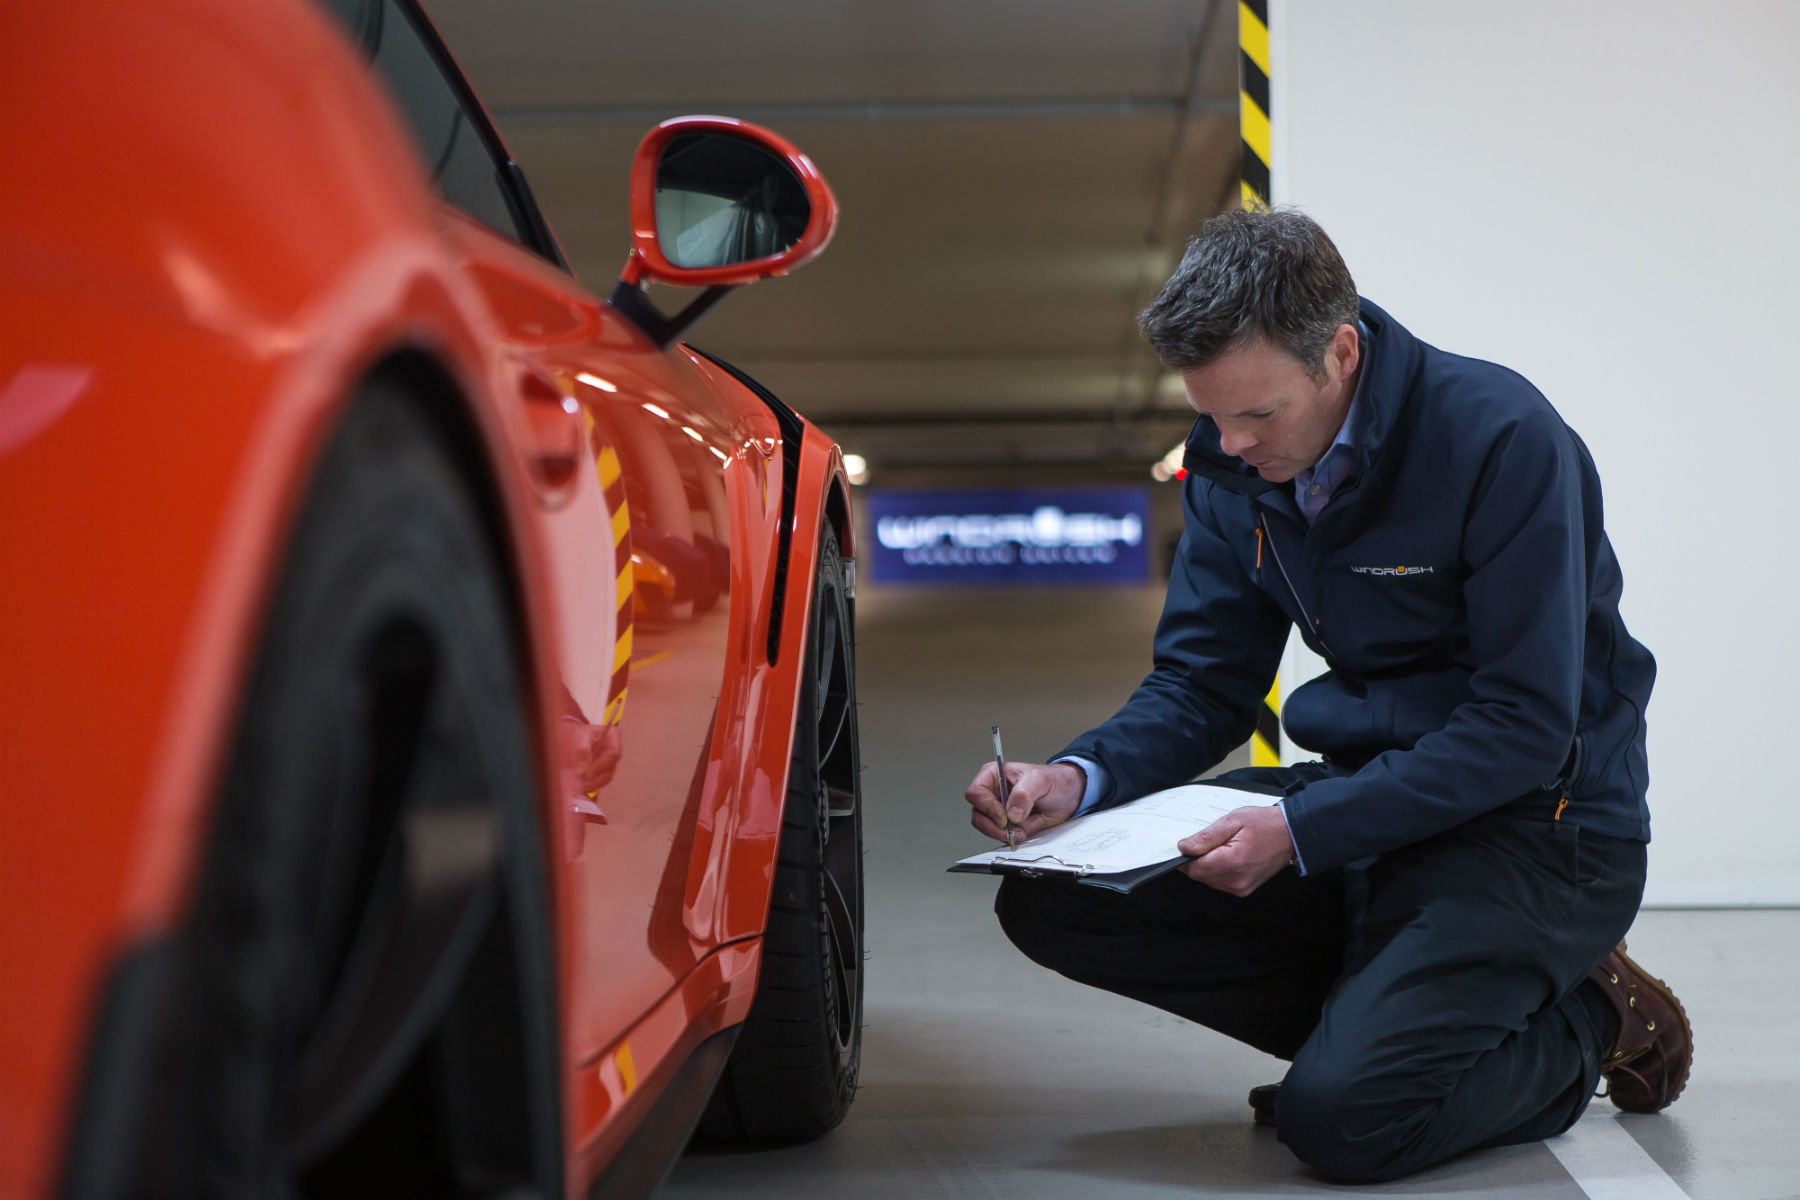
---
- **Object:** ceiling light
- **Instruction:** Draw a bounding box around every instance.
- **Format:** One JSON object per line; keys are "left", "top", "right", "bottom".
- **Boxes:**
{"left": 843, "top": 453, "right": 869, "bottom": 485}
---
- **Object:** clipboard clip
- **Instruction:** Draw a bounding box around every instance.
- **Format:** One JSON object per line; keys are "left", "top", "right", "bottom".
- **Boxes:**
{"left": 989, "top": 853, "right": 1092, "bottom": 878}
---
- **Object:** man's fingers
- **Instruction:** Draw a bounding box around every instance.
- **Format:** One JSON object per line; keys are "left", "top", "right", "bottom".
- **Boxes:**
{"left": 1178, "top": 814, "right": 1241, "bottom": 857}
{"left": 964, "top": 762, "right": 1004, "bottom": 821}
{"left": 968, "top": 763, "right": 1018, "bottom": 844}
{"left": 972, "top": 809, "right": 1050, "bottom": 845}
{"left": 975, "top": 803, "right": 1061, "bottom": 843}
{"left": 964, "top": 760, "right": 1078, "bottom": 844}
{"left": 963, "top": 760, "right": 997, "bottom": 802}
{"left": 1180, "top": 843, "right": 1255, "bottom": 894}
{"left": 971, "top": 811, "right": 1010, "bottom": 842}
{"left": 1177, "top": 807, "right": 1292, "bottom": 897}
{"left": 1003, "top": 770, "right": 1042, "bottom": 824}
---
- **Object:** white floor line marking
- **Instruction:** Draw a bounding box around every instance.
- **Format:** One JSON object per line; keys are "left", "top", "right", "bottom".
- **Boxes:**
{"left": 1545, "top": 1110, "right": 1689, "bottom": 1200}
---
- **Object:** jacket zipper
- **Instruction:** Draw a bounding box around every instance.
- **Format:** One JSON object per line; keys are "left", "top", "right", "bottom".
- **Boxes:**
{"left": 1259, "top": 510, "right": 1336, "bottom": 658}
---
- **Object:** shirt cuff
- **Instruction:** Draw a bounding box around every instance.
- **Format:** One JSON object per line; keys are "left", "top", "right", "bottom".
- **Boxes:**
{"left": 1051, "top": 756, "right": 1107, "bottom": 816}
{"left": 1276, "top": 798, "right": 1307, "bottom": 876}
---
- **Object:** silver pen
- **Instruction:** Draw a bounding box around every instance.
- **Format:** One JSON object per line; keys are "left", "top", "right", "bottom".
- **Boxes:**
{"left": 992, "top": 725, "right": 1017, "bottom": 852}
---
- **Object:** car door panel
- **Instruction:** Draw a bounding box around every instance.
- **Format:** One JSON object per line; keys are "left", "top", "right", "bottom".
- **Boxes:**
{"left": 441, "top": 213, "right": 781, "bottom": 1061}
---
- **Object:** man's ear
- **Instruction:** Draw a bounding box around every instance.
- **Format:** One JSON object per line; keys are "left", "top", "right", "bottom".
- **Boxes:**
{"left": 1330, "top": 322, "right": 1360, "bottom": 382}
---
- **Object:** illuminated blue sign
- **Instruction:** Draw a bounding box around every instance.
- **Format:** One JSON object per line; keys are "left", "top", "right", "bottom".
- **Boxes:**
{"left": 869, "top": 487, "right": 1150, "bottom": 584}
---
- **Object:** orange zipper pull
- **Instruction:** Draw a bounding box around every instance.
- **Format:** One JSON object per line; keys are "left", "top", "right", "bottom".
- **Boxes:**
{"left": 1256, "top": 526, "right": 1264, "bottom": 573}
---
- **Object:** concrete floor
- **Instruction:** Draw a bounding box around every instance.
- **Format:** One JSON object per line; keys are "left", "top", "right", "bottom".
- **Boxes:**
{"left": 667, "top": 584, "right": 1799, "bottom": 1199}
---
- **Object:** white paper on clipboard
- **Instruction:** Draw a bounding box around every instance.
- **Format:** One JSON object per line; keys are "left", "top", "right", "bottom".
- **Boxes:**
{"left": 949, "top": 782, "right": 1281, "bottom": 877}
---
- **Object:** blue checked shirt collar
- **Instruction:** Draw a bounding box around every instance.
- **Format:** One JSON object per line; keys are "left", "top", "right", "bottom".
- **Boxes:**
{"left": 1293, "top": 322, "right": 1370, "bottom": 525}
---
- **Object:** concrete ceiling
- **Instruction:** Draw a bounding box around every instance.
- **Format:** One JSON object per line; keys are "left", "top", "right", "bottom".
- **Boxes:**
{"left": 428, "top": 0, "right": 1240, "bottom": 473}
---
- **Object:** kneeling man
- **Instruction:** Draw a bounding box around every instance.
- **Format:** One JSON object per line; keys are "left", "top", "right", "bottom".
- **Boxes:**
{"left": 965, "top": 209, "right": 1688, "bottom": 1183}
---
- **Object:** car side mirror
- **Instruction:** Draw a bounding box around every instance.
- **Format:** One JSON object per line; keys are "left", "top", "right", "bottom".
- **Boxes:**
{"left": 611, "top": 116, "right": 837, "bottom": 348}
{"left": 653, "top": 131, "right": 811, "bottom": 270}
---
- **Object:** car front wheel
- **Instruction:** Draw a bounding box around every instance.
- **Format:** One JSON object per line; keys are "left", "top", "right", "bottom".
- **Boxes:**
{"left": 131, "top": 381, "right": 563, "bottom": 1198}
{"left": 699, "top": 525, "right": 864, "bottom": 1142}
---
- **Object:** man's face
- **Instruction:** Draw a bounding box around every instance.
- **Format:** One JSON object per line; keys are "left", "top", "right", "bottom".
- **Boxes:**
{"left": 1181, "top": 325, "right": 1360, "bottom": 484}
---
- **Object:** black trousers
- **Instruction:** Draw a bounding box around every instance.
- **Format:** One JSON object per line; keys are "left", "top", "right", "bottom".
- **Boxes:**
{"left": 994, "top": 765, "right": 1647, "bottom": 1183}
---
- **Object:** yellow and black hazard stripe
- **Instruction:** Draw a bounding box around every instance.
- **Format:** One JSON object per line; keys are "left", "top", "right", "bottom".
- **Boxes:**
{"left": 1252, "top": 676, "right": 1280, "bottom": 766}
{"left": 1241, "top": 0, "right": 1281, "bottom": 765}
{"left": 596, "top": 440, "right": 634, "bottom": 726}
{"left": 1239, "top": 0, "right": 1272, "bottom": 212}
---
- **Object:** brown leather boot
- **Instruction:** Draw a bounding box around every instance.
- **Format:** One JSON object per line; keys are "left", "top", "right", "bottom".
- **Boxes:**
{"left": 1587, "top": 940, "right": 1693, "bottom": 1112}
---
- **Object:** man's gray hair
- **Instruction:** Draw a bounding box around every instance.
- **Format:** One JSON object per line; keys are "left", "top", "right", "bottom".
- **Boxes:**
{"left": 1138, "top": 208, "right": 1360, "bottom": 379}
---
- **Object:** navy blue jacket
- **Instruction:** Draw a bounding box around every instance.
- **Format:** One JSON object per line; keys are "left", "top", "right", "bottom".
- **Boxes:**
{"left": 1057, "top": 300, "right": 1654, "bottom": 873}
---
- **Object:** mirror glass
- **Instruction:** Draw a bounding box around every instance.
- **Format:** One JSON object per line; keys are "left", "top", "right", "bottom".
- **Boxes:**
{"left": 654, "top": 133, "right": 811, "bottom": 269}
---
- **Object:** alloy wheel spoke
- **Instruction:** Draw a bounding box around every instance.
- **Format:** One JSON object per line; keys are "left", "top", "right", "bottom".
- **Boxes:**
{"left": 815, "top": 601, "right": 839, "bottom": 701}
{"left": 823, "top": 780, "right": 857, "bottom": 820}
{"left": 819, "top": 685, "right": 851, "bottom": 769}
{"left": 822, "top": 867, "right": 858, "bottom": 1041}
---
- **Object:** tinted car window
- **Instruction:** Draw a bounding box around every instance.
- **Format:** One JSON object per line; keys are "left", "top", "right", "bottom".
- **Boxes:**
{"left": 314, "top": 0, "right": 374, "bottom": 42}
{"left": 359, "top": 1, "right": 528, "bottom": 244}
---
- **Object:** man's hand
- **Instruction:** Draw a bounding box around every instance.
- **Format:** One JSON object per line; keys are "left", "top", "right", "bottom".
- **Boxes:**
{"left": 1178, "top": 804, "right": 1296, "bottom": 896}
{"left": 559, "top": 718, "right": 622, "bottom": 795}
{"left": 965, "top": 760, "right": 1085, "bottom": 844}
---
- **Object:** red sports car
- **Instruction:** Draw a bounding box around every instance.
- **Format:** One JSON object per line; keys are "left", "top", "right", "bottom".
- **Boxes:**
{"left": 0, "top": 0, "right": 863, "bottom": 1195}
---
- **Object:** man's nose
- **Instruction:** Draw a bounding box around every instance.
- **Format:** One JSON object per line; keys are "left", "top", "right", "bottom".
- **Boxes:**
{"left": 1218, "top": 427, "right": 1255, "bottom": 459}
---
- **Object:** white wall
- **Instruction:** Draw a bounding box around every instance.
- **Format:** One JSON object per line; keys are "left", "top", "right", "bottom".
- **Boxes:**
{"left": 1269, "top": 0, "right": 1800, "bottom": 905}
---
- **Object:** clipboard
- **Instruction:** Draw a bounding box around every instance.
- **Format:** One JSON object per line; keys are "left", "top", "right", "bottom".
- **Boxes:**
{"left": 946, "top": 850, "right": 1189, "bottom": 893}
{"left": 947, "top": 781, "right": 1283, "bottom": 894}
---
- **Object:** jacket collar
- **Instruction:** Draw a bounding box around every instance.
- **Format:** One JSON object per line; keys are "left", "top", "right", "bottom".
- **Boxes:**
{"left": 1181, "top": 298, "right": 1421, "bottom": 509}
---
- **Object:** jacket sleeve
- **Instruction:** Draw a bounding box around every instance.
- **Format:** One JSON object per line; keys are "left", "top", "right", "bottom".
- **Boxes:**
{"left": 1281, "top": 409, "right": 1588, "bottom": 872}
{"left": 1053, "top": 475, "right": 1291, "bottom": 809}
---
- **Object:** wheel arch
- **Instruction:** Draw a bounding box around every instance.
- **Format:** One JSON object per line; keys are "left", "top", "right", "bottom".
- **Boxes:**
{"left": 717, "top": 421, "right": 857, "bottom": 944}
{"left": 361, "top": 349, "right": 537, "bottom": 674}
{"left": 823, "top": 469, "right": 856, "bottom": 562}
{"left": 353, "top": 346, "right": 569, "bottom": 864}
{"left": 55, "top": 342, "right": 572, "bottom": 1199}
{"left": 125, "top": 328, "right": 567, "bottom": 934}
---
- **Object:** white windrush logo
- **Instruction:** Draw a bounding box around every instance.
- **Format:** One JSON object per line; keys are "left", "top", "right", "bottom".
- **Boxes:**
{"left": 876, "top": 506, "right": 1143, "bottom": 566}
{"left": 1350, "top": 564, "right": 1435, "bottom": 576}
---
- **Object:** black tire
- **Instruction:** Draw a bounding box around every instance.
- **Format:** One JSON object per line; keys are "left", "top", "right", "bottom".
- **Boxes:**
{"left": 697, "top": 527, "right": 864, "bottom": 1143}
{"left": 137, "top": 383, "right": 562, "bottom": 1198}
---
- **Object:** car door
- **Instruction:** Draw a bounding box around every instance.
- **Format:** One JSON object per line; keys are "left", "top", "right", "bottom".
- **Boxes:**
{"left": 450, "top": 227, "right": 757, "bottom": 1056}
{"left": 538, "top": 311, "right": 777, "bottom": 1060}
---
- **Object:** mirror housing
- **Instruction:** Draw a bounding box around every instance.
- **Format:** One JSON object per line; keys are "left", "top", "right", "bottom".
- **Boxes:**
{"left": 622, "top": 115, "right": 837, "bottom": 289}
